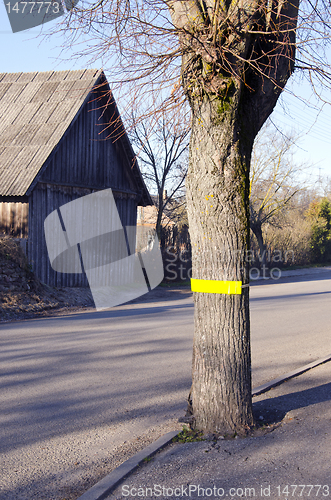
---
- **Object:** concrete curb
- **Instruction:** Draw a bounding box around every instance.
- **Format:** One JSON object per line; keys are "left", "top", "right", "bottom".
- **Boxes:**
{"left": 252, "top": 353, "right": 331, "bottom": 396}
{"left": 76, "top": 430, "right": 181, "bottom": 500}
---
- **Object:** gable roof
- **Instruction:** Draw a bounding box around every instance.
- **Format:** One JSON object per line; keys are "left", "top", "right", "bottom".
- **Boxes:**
{"left": 0, "top": 69, "right": 151, "bottom": 205}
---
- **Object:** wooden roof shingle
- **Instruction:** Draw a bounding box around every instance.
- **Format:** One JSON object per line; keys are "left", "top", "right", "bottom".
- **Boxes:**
{"left": 0, "top": 69, "right": 103, "bottom": 196}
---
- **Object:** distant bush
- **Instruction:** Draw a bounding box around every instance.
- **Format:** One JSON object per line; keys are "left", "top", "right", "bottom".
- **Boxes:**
{"left": 158, "top": 196, "right": 331, "bottom": 279}
{"left": 249, "top": 205, "right": 313, "bottom": 269}
{"left": 306, "top": 198, "right": 331, "bottom": 263}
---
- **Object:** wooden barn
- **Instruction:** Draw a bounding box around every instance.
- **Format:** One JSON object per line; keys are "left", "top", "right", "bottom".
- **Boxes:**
{"left": 0, "top": 69, "right": 152, "bottom": 286}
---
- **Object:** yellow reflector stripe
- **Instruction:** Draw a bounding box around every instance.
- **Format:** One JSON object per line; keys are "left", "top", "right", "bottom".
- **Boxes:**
{"left": 191, "top": 278, "right": 242, "bottom": 295}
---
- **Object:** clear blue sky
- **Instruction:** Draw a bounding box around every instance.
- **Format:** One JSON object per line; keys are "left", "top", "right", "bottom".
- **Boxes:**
{"left": 1, "top": 5, "right": 331, "bottom": 182}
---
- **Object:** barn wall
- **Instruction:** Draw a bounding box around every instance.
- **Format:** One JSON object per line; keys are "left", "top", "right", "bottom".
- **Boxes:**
{"left": 29, "top": 89, "right": 141, "bottom": 288}
{"left": 0, "top": 202, "right": 28, "bottom": 238}
{"left": 29, "top": 183, "right": 138, "bottom": 287}
{"left": 39, "top": 92, "right": 136, "bottom": 195}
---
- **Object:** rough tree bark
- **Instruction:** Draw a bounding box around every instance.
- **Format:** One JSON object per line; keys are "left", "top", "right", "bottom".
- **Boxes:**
{"left": 168, "top": 0, "right": 299, "bottom": 434}
{"left": 186, "top": 97, "right": 254, "bottom": 434}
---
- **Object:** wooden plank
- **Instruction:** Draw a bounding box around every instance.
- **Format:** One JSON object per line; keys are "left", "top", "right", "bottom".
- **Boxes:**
{"left": 1, "top": 73, "right": 22, "bottom": 83}
{"left": 0, "top": 83, "right": 12, "bottom": 100}
{"left": 0, "top": 201, "right": 28, "bottom": 237}
{"left": 15, "top": 81, "right": 43, "bottom": 104}
{"left": 16, "top": 72, "right": 38, "bottom": 83}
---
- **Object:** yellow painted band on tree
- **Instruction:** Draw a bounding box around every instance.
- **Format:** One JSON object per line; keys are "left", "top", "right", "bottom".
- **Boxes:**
{"left": 191, "top": 279, "right": 242, "bottom": 295}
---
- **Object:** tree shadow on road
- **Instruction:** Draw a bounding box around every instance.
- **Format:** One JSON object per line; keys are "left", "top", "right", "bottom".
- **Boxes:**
{"left": 252, "top": 380, "right": 331, "bottom": 426}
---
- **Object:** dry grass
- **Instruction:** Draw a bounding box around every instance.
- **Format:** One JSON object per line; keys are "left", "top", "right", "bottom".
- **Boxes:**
{"left": 0, "top": 236, "right": 30, "bottom": 270}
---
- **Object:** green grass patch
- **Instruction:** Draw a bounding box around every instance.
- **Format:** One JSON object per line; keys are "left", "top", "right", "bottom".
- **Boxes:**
{"left": 172, "top": 426, "right": 204, "bottom": 443}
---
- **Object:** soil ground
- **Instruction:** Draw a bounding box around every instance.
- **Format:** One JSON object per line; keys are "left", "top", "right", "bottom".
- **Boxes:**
{"left": 0, "top": 236, "right": 94, "bottom": 322}
{"left": 0, "top": 286, "right": 94, "bottom": 322}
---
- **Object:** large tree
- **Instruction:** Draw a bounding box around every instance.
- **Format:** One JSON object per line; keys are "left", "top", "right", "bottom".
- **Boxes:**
{"left": 168, "top": 0, "right": 299, "bottom": 435}
{"left": 53, "top": 0, "right": 331, "bottom": 434}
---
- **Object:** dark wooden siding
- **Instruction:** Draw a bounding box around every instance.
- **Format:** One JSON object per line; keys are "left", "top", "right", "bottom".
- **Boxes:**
{"left": 28, "top": 183, "right": 138, "bottom": 287}
{"left": 39, "top": 91, "right": 136, "bottom": 194}
{"left": 30, "top": 90, "right": 141, "bottom": 286}
{"left": 0, "top": 202, "right": 28, "bottom": 237}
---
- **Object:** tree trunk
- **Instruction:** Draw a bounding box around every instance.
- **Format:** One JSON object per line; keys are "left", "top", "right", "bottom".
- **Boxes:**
{"left": 156, "top": 197, "right": 164, "bottom": 241}
{"left": 168, "top": 0, "right": 299, "bottom": 435}
{"left": 251, "top": 222, "right": 267, "bottom": 269}
{"left": 186, "top": 95, "right": 254, "bottom": 435}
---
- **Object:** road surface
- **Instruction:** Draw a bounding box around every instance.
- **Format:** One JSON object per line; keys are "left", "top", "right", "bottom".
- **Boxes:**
{"left": 0, "top": 272, "right": 331, "bottom": 499}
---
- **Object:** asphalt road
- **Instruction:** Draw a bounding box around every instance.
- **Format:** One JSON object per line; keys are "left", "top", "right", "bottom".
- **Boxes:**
{"left": 1, "top": 271, "right": 331, "bottom": 499}
{"left": 250, "top": 271, "right": 331, "bottom": 386}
